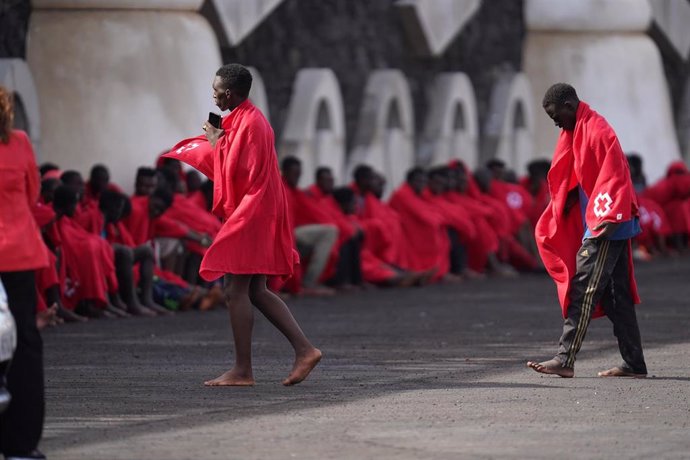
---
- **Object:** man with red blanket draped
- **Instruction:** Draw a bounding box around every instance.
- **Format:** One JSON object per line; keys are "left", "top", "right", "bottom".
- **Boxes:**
{"left": 163, "top": 64, "right": 320, "bottom": 386}
{"left": 527, "top": 83, "right": 647, "bottom": 379}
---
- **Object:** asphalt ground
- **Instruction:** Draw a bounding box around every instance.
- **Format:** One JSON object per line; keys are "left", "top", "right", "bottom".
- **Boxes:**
{"left": 40, "top": 256, "right": 690, "bottom": 459}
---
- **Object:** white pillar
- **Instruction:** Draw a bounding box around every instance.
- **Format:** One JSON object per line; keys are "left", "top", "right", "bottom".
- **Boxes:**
{"left": 279, "top": 69, "right": 346, "bottom": 187}
{"left": 523, "top": 0, "right": 681, "bottom": 182}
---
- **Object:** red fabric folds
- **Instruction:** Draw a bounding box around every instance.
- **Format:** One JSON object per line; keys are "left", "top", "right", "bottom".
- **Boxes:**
{"left": 164, "top": 100, "right": 298, "bottom": 281}
{"left": 536, "top": 102, "right": 640, "bottom": 319}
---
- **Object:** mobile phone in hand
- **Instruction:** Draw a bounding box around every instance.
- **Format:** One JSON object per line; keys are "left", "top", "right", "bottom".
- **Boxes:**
{"left": 208, "top": 112, "right": 222, "bottom": 129}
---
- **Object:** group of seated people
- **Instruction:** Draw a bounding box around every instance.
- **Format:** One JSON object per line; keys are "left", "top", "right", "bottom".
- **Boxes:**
{"left": 628, "top": 154, "right": 690, "bottom": 259}
{"left": 31, "top": 150, "right": 690, "bottom": 329}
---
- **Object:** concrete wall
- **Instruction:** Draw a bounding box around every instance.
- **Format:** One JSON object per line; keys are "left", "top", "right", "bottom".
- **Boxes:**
{"left": 523, "top": 0, "right": 682, "bottom": 182}
{"left": 27, "top": 5, "right": 220, "bottom": 191}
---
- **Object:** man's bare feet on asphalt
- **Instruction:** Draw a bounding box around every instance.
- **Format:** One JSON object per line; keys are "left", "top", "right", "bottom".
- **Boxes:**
{"left": 597, "top": 366, "right": 647, "bottom": 378}
{"left": 283, "top": 348, "right": 322, "bottom": 386}
{"left": 526, "top": 359, "right": 574, "bottom": 378}
{"left": 204, "top": 368, "right": 255, "bottom": 386}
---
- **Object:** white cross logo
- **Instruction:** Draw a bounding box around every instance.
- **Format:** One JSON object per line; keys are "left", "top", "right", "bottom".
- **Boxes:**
{"left": 175, "top": 142, "right": 200, "bottom": 154}
{"left": 593, "top": 192, "right": 613, "bottom": 217}
{"left": 506, "top": 191, "right": 523, "bottom": 209}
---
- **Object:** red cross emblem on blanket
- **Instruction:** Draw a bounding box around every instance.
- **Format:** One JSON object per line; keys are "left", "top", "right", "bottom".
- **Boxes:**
{"left": 593, "top": 192, "right": 613, "bottom": 217}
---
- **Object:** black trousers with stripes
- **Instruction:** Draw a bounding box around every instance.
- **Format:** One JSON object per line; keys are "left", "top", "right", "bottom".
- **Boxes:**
{"left": 555, "top": 238, "right": 647, "bottom": 373}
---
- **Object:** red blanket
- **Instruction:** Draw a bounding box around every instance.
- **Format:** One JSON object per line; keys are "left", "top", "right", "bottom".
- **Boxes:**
{"left": 389, "top": 183, "right": 449, "bottom": 278}
{"left": 164, "top": 100, "right": 298, "bottom": 281}
{"left": 536, "top": 102, "right": 639, "bottom": 318}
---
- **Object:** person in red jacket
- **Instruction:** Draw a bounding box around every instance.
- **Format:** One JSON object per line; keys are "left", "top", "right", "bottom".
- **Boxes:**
{"left": 0, "top": 85, "right": 49, "bottom": 459}
{"left": 527, "top": 83, "right": 647, "bottom": 378}
{"left": 164, "top": 64, "right": 320, "bottom": 386}
{"left": 389, "top": 168, "right": 451, "bottom": 282}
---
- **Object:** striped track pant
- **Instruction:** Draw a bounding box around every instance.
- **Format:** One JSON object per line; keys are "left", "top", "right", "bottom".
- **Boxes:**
{"left": 555, "top": 238, "right": 647, "bottom": 373}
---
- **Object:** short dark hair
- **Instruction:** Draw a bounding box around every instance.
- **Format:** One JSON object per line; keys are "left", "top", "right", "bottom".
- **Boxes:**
{"left": 99, "top": 190, "right": 126, "bottom": 213}
{"left": 90, "top": 164, "right": 109, "bottom": 180}
{"left": 60, "top": 170, "right": 82, "bottom": 185}
{"left": 136, "top": 167, "right": 157, "bottom": 181}
{"left": 486, "top": 159, "right": 505, "bottom": 170}
{"left": 332, "top": 187, "right": 355, "bottom": 207}
{"left": 39, "top": 162, "right": 59, "bottom": 176}
{"left": 315, "top": 167, "right": 332, "bottom": 181}
{"left": 406, "top": 167, "right": 426, "bottom": 183}
{"left": 428, "top": 166, "right": 449, "bottom": 179}
{"left": 543, "top": 83, "right": 579, "bottom": 107}
{"left": 53, "top": 185, "right": 78, "bottom": 211}
{"left": 151, "top": 186, "right": 174, "bottom": 209}
{"left": 157, "top": 166, "right": 178, "bottom": 192}
{"left": 216, "top": 64, "right": 253, "bottom": 98}
{"left": 353, "top": 164, "right": 374, "bottom": 183}
{"left": 281, "top": 156, "right": 301, "bottom": 172}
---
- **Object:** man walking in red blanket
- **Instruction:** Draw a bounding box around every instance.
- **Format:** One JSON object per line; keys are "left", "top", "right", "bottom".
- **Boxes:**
{"left": 165, "top": 64, "right": 321, "bottom": 386}
{"left": 527, "top": 83, "right": 647, "bottom": 378}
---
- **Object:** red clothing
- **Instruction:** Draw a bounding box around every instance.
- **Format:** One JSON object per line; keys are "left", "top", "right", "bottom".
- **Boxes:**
{"left": 164, "top": 99, "right": 298, "bottom": 281}
{"left": 636, "top": 196, "right": 671, "bottom": 249}
{"left": 389, "top": 183, "right": 449, "bottom": 278}
{"left": 0, "top": 130, "right": 49, "bottom": 271}
{"left": 536, "top": 102, "right": 639, "bottom": 318}
{"left": 642, "top": 174, "right": 690, "bottom": 234}
{"left": 123, "top": 196, "right": 189, "bottom": 246}
{"left": 84, "top": 181, "right": 123, "bottom": 203}
{"left": 520, "top": 177, "right": 550, "bottom": 228}
{"left": 305, "top": 184, "right": 358, "bottom": 242}
{"left": 488, "top": 179, "right": 532, "bottom": 232}
{"left": 166, "top": 194, "right": 222, "bottom": 255}
{"left": 352, "top": 185, "right": 405, "bottom": 266}
{"left": 56, "top": 215, "right": 118, "bottom": 309}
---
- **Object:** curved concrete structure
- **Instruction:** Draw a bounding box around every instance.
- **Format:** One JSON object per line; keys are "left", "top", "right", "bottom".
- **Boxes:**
{"left": 420, "top": 72, "right": 479, "bottom": 170}
{"left": 279, "top": 69, "right": 346, "bottom": 187}
{"left": 32, "top": 0, "right": 202, "bottom": 10}
{"left": 0, "top": 58, "right": 41, "bottom": 155}
{"left": 525, "top": 0, "right": 651, "bottom": 32}
{"left": 523, "top": 0, "right": 681, "bottom": 182}
{"left": 27, "top": 9, "right": 221, "bottom": 191}
{"left": 348, "top": 70, "right": 415, "bottom": 193}
{"left": 483, "top": 73, "right": 535, "bottom": 175}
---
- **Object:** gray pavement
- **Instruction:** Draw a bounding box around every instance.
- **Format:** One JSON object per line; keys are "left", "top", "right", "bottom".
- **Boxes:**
{"left": 41, "top": 257, "right": 690, "bottom": 460}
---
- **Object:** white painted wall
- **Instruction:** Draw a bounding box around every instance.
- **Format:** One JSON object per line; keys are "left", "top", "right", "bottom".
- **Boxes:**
{"left": 27, "top": 9, "right": 221, "bottom": 192}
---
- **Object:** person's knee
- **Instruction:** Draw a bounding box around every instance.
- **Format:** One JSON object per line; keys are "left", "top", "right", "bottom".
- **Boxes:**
{"left": 114, "top": 245, "right": 133, "bottom": 264}
{"left": 223, "top": 285, "right": 252, "bottom": 306}
{"left": 135, "top": 244, "right": 154, "bottom": 260}
{"left": 248, "top": 285, "right": 268, "bottom": 305}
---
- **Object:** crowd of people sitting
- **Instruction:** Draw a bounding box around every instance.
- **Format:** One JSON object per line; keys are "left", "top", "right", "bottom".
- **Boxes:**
{"left": 30, "top": 150, "right": 690, "bottom": 329}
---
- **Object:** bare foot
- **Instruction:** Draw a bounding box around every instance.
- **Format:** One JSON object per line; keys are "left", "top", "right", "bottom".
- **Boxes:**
{"left": 37, "top": 304, "right": 61, "bottom": 330}
{"left": 597, "top": 366, "right": 647, "bottom": 378}
{"left": 127, "top": 303, "right": 157, "bottom": 317}
{"left": 106, "top": 304, "right": 131, "bottom": 318}
{"left": 57, "top": 306, "right": 88, "bottom": 323}
{"left": 146, "top": 302, "right": 173, "bottom": 316}
{"left": 283, "top": 348, "right": 322, "bottom": 386}
{"left": 526, "top": 359, "right": 574, "bottom": 378}
{"left": 204, "top": 368, "right": 255, "bottom": 387}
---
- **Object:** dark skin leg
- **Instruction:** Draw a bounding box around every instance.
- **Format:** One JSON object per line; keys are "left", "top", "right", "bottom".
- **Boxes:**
{"left": 204, "top": 274, "right": 256, "bottom": 386}
{"left": 113, "top": 244, "right": 156, "bottom": 317}
{"left": 204, "top": 275, "right": 321, "bottom": 386}
{"left": 133, "top": 244, "right": 170, "bottom": 315}
{"left": 248, "top": 275, "right": 321, "bottom": 386}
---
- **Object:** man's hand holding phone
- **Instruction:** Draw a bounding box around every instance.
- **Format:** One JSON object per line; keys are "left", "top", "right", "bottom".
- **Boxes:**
{"left": 203, "top": 112, "right": 224, "bottom": 147}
